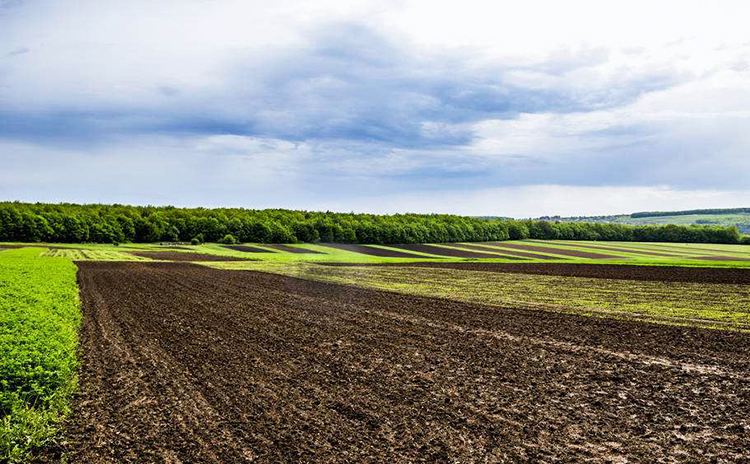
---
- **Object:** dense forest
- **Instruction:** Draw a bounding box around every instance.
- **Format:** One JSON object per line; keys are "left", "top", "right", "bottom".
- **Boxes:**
{"left": 0, "top": 202, "right": 746, "bottom": 245}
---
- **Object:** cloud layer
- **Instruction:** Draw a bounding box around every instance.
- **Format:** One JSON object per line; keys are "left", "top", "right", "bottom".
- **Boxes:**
{"left": 2, "top": 0, "right": 750, "bottom": 215}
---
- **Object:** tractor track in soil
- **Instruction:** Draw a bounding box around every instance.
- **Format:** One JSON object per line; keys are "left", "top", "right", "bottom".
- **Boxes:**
{"left": 56, "top": 262, "right": 750, "bottom": 462}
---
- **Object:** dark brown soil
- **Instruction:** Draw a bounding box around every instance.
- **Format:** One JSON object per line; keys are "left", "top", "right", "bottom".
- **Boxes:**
{"left": 319, "top": 243, "right": 428, "bottom": 258}
{"left": 129, "top": 251, "right": 248, "bottom": 261}
{"left": 58, "top": 262, "right": 750, "bottom": 462}
{"left": 488, "top": 242, "right": 622, "bottom": 259}
{"left": 264, "top": 244, "right": 323, "bottom": 254}
{"left": 402, "top": 262, "right": 750, "bottom": 284}
{"left": 391, "top": 243, "right": 504, "bottom": 258}
{"left": 223, "top": 245, "right": 276, "bottom": 253}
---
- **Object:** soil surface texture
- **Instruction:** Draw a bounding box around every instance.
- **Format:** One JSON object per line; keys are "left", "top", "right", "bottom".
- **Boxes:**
{"left": 129, "top": 251, "right": 248, "bottom": 261}
{"left": 320, "top": 243, "right": 427, "bottom": 258}
{"left": 58, "top": 262, "right": 750, "bottom": 463}
{"left": 402, "top": 262, "right": 750, "bottom": 284}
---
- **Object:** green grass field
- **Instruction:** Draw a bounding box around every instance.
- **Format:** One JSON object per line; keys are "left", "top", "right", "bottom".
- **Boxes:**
{"left": 0, "top": 248, "right": 80, "bottom": 462}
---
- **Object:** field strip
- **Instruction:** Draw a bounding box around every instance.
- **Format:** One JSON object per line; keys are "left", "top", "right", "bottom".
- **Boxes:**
{"left": 389, "top": 243, "right": 501, "bottom": 258}
{"left": 528, "top": 240, "right": 687, "bottom": 258}
{"left": 463, "top": 242, "right": 573, "bottom": 259}
{"left": 599, "top": 241, "right": 750, "bottom": 257}
{"left": 367, "top": 244, "right": 449, "bottom": 258}
{"left": 486, "top": 242, "right": 623, "bottom": 259}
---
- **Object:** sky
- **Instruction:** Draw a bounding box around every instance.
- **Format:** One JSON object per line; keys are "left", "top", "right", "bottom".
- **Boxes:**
{"left": 1, "top": 0, "right": 749, "bottom": 217}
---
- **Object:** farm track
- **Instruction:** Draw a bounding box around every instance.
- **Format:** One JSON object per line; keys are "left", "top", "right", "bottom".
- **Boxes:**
{"left": 401, "top": 262, "right": 750, "bottom": 284}
{"left": 129, "top": 251, "right": 249, "bottom": 261}
{"left": 60, "top": 262, "right": 750, "bottom": 463}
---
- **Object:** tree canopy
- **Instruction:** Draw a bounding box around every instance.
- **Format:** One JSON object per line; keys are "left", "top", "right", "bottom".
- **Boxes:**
{"left": 0, "top": 202, "right": 745, "bottom": 245}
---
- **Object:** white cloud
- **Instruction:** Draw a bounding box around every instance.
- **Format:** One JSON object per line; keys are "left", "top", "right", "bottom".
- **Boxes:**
{"left": 2, "top": 0, "right": 750, "bottom": 214}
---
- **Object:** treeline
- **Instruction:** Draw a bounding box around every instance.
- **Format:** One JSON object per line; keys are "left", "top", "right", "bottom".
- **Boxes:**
{"left": 0, "top": 202, "right": 746, "bottom": 245}
{"left": 631, "top": 207, "right": 750, "bottom": 218}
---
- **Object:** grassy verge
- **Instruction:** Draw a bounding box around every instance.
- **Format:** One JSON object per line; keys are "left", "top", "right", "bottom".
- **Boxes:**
{"left": 0, "top": 248, "right": 80, "bottom": 462}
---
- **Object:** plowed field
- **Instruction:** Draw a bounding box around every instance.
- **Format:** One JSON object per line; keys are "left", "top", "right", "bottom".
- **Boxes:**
{"left": 58, "top": 262, "right": 750, "bottom": 462}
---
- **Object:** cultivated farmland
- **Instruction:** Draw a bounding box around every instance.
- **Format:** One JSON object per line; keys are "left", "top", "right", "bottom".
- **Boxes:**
{"left": 2, "top": 239, "right": 750, "bottom": 462}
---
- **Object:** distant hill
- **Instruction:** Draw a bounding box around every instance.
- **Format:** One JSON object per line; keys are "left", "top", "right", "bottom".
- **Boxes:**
{"left": 538, "top": 207, "right": 750, "bottom": 234}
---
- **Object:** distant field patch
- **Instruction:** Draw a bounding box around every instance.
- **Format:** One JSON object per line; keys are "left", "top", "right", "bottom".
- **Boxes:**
{"left": 457, "top": 243, "right": 554, "bottom": 259}
{"left": 222, "top": 245, "right": 276, "bottom": 253}
{"left": 264, "top": 244, "right": 323, "bottom": 254}
{"left": 390, "top": 244, "right": 502, "bottom": 258}
{"left": 43, "top": 248, "right": 150, "bottom": 261}
{"left": 319, "top": 243, "right": 427, "bottom": 258}
{"left": 129, "top": 251, "right": 249, "bottom": 262}
{"left": 493, "top": 242, "right": 623, "bottom": 259}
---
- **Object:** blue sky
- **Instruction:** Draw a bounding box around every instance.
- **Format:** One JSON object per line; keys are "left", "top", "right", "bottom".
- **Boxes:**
{"left": 1, "top": 0, "right": 750, "bottom": 216}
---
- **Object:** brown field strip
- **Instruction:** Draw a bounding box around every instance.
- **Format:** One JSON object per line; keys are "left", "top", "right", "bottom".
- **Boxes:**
{"left": 319, "top": 243, "right": 427, "bottom": 258}
{"left": 458, "top": 243, "right": 554, "bottom": 259}
{"left": 391, "top": 243, "right": 502, "bottom": 258}
{"left": 222, "top": 245, "right": 276, "bottom": 253}
{"left": 488, "top": 242, "right": 622, "bottom": 259}
{"left": 59, "top": 262, "right": 750, "bottom": 462}
{"left": 402, "top": 262, "right": 750, "bottom": 284}
{"left": 129, "top": 251, "right": 248, "bottom": 261}
{"left": 264, "top": 244, "right": 323, "bottom": 254}
{"left": 535, "top": 241, "right": 682, "bottom": 257}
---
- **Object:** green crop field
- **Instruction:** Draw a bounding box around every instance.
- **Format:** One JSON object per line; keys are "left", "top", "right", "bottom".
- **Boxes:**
{"left": 0, "top": 248, "right": 80, "bottom": 462}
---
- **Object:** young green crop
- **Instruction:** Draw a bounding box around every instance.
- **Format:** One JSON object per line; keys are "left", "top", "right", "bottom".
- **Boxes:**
{"left": 0, "top": 248, "right": 80, "bottom": 462}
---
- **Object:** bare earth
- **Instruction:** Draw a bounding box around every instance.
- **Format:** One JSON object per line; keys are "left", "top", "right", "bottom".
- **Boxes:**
{"left": 58, "top": 262, "right": 750, "bottom": 463}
